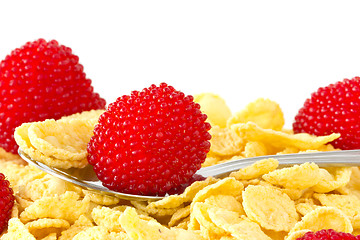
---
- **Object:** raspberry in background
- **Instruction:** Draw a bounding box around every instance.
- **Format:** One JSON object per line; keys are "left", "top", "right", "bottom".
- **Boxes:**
{"left": 296, "top": 229, "right": 360, "bottom": 240}
{"left": 87, "top": 83, "right": 211, "bottom": 196}
{"left": 0, "top": 172, "right": 14, "bottom": 234}
{"left": 0, "top": 39, "right": 106, "bottom": 154}
{"left": 293, "top": 77, "right": 360, "bottom": 150}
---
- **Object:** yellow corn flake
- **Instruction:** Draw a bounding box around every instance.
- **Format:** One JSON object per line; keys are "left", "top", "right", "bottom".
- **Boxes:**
{"left": 280, "top": 188, "right": 304, "bottom": 201}
{"left": 312, "top": 167, "right": 352, "bottom": 193}
{"left": 25, "top": 218, "right": 70, "bottom": 239}
{"left": 314, "top": 193, "right": 360, "bottom": 219}
{"left": 230, "top": 158, "right": 279, "bottom": 180}
{"left": 82, "top": 190, "right": 120, "bottom": 206}
{"left": 20, "top": 191, "right": 90, "bottom": 224}
{"left": 354, "top": 230, "right": 360, "bottom": 237}
{"left": 1, "top": 218, "right": 36, "bottom": 240}
{"left": 285, "top": 230, "right": 311, "bottom": 240}
{"left": 209, "top": 126, "right": 244, "bottom": 156}
{"left": 91, "top": 206, "right": 124, "bottom": 232}
{"left": 131, "top": 200, "right": 179, "bottom": 217}
{"left": 41, "top": 233, "right": 57, "bottom": 240}
{"left": 148, "top": 177, "right": 218, "bottom": 209}
{"left": 0, "top": 160, "right": 31, "bottom": 190}
{"left": 120, "top": 207, "right": 188, "bottom": 240}
{"left": 27, "top": 118, "right": 95, "bottom": 161}
{"left": 255, "top": 180, "right": 303, "bottom": 201}
{"left": 202, "top": 156, "right": 222, "bottom": 167}
{"left": 191, "top": 178, "right": 244, "bottom": 209}
{"left": 277, "top": 147, "right": 300, "bottom": 155}
{"left": 242, "top": 185, "right": 299, "bottom": 231}
{"left": 163, "top": 227, "right": 205, "bottom": 240}
{"left": 14, "top": 123, "right": 87, "bottom": 169}
{"left": 204, "top": 195, "right": 244, "bottom": 215}
{"left": 168, "top": 205, "right": 191, "bottom": 227}
{"left": 227, "top": 98, "right": 285, "bottom": 131}
{"left": 242, "top": 141, "right": 268, "bottom": 158}
{"left": 337, "top": 167, "right": 360, "bottom": 199}
{"left": 108, "top": 231, "right": 130, "bottom": 240}
{"left": 19, "top": 174, "right": 69, "bottom": 201}
{"left": 232, "top": 122, "right": 340, "bottom": 150}
{"left": 207, "top": 207, "right": 271, "bottom": 240}
{"left": 72, "top": 226, "right": 110, "bottom": 240}
{"left": 58, "top": 215, "right": 94, "bottom": 240}
{"left": 262, "top": 162, "right": 321, "bottom": 189}
{"left": 194, "top": 93, "right": 232, "bottom": 128}
{"left": 296, "top": 202, "right": 319, "bottom": 217}
{"left": 176, "top": 216, "right": 190, "bottom": 230}
{"left": 289, "top": 206, "right": 353, "bottom": 234}
{"left": 15, "top": 196, "right": 34, "bottom": 214}
{"left": 352, "top": 215, "right": 360, "bottom": 229}
{"left": 262, "top": 229, "right": 288, "bottom": 240}
{"left": 0, "top": 147, "right": 23, "bottom": 161}
{"left": 191, "top": 202, "right": 227, "bottom": 236}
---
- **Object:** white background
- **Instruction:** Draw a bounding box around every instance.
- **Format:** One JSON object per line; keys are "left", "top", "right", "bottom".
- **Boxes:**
{"left": 1, "top": 1, "right": 360, "bottom": 127}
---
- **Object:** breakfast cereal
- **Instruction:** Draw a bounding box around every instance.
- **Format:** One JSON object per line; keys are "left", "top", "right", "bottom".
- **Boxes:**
{"left": 1, "top": 95, "right": 359, "bottom": 240}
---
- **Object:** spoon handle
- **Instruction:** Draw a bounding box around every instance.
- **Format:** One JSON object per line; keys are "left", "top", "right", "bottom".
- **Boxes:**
{"left": 196, "top": 150, "right": 360, "bottom": 178}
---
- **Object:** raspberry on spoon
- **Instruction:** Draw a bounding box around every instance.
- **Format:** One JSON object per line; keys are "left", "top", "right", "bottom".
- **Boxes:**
{"left": 293, "top": 77, "right": 360, "bottom": 150}
{"left": 87, "top": 83, "right": 211, "bottom": 196}
{"left": 0, "top": 39, "right": 106, "bottom": 154}
{"left": 0, "top": 172, "right": 15, "bottom": 234}
{"left": 296, "top": 229, "right": 359, "bottom": 240}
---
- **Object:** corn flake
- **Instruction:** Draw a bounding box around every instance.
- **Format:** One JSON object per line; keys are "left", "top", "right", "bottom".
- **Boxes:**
{"left": 242, "top": 185, "right": 299, "bottom": 231}
{"left": 20, "top": 191, "right": 90, "bottom": 224}
{"left": 58, "top": 215, "right": 94, "bottom": 240}
{"left": 204, "top": 195, "right": 244, "bottom": 215}
{"left": 72, "top": 226, "right": 110, "bottom": 240}
{"left": 25, "top": 218, "right": 70, "bottom": 239}
{"left": 243, "top": 141, "right": 268, "bottom": 158}
{"left": 191, "top": 178, "right": 244, "bottom": 209}
{"left": 312, "top": 167, "right": 352, "bottom": 193}
{"left": 209, "top": 126, "right": 244, "bottom": 156}
{"left": 148, "top": 177, "right": 218, "bottom": 209}
{"left": 191, "top": 202, "right": 227, "bottom": 236}
{"left": 82, "top": 190, "right": 120, "bottom": 206}
{"left": 27, "top": 118, "right": 96, "bottom": 161}
{"left": 232, "top": 122, "right": 340, "bottom": 150}
{"left": 91, "top": 206, "right": 124, "bottom": 232}
{"left": 14, "top": 123, "right": 87, "bottom": 169}
{"left": 207, "top": 207, "right": 271, "bottom": 240}
{"left": 194, "top": 93, "right": 232, "bottom": 128}
{"left": 262, "top": 162, "right": 320, "bottom": 189}
{"left": 289, "top": 206, "right": 353, "bottom": 234}
{"left": 230, "top": 158, "right": 279, "bottom": 180}
{"left": 168, "top": 205, "right": 191, "bottom": 227}
{"left": 313, "top": 193, "right": 360, "bottom": 229}
{"left": 1, "top": 218, "right": 36, "bottom": 240}
{"left": 227, "top": 98, "right": 285, "bottom": 131}
{"left": 285, "top": 230, "right": 311, "bottom": 240}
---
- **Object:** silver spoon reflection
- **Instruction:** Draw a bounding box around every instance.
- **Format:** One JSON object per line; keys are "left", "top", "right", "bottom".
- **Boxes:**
{"left": 18, "top": 148, "right": 360, "bottom": 201}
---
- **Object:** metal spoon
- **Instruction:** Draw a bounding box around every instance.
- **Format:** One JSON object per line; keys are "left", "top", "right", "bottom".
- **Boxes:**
{"left": 18, "top": 148, "right": 360, "bottom": 201}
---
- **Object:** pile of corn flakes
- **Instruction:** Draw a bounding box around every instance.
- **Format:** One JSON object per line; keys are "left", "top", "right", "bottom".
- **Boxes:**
{"left": 1, "top": 94, "right": 359, "bottom": 240}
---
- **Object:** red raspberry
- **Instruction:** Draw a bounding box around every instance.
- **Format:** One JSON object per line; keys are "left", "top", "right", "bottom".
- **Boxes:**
{"left": 0, "top": 39, "right": 106, "bottom": 154}
{"left": 293, "top": 77, "right": 360, "bottom": 150}
{"left": 87, "top": 83, "right": 211, "bottom": 196}
{"left": 0, "top": 173, "right": 15, "bottom": 234}
{"left": 296, "top": 229, "right": 359, "bottom": 240}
